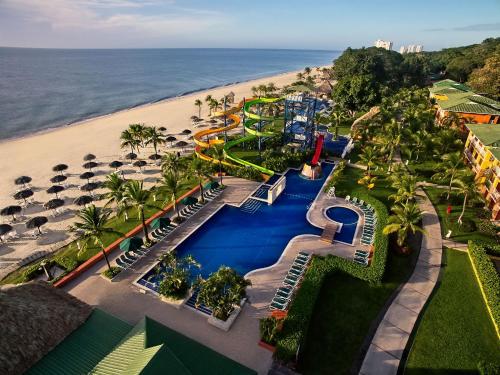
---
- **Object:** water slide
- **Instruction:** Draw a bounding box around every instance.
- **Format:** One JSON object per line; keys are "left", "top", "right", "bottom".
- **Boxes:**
{"left": 311, "top": 134, "right": 324, "bottom": 165}
{"left": 194, "top": 97, "right": 282, "bottom": 175}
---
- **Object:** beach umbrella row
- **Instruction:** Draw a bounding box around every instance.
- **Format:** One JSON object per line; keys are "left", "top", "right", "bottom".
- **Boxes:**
{"left": 26, "top": 216, "right": 48, "bottom": 235}
{"left": 1, "top": 206, "right": 22, "bottom": 221}
{"left": 74, "top": 195, "right": 93, "bottom": 206}
{"left": 50, "top": 175, "right": 67, "bottom": 183}
{"left": 46, "top": 185, "right": 64, "bottom": 198}
{"left": 44, "top": 198, "right": 64, "bottom": 211}
{"left": 13, "top": 189, "right": 33, "bottom": 204}
{"left": 15, "top": 176, "right": 32, "bottom": 187}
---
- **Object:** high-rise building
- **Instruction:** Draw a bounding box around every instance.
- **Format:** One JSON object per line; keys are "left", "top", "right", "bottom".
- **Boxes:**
{"left": 374, "top": 39, "right": 393, "bottom": 51}
{"left": 399, "top": 44, "right": 424, "bottom": 54}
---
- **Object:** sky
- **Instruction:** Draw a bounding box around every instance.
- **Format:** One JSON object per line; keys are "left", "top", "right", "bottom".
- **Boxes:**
{"left": 0, "top": 0, "right": 499, "bottom": 51}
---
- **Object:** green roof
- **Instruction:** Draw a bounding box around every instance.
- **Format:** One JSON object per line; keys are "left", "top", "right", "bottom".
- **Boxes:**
{"left": 92, "top": 316, "right": 256, "bottom": 375}
{"left": 27, "top": 309, "right": 132, "bottom": 375}
{"left": 466, "top": 124, "right": 500, "bottom": 160}
{"left": 431, "top": 80, "right": 500, "bottom": 116}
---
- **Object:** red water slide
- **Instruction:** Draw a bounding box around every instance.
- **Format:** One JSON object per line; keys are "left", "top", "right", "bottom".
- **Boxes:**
{"left": 311, "top": 134, "right": 324, "bottom": 165}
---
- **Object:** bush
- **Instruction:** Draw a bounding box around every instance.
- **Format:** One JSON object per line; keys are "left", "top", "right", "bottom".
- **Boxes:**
{"left": 53, "top": 256, "right": 79, "bottom": 271}
{"left": 477, "top": 219, "right": 498, "bottom": 237}
{"left": 259, "top": 316, "right": 281, "bottom": 345}
{"left": 468, "top": 241, "right": 500, "bottom": 333}
{"left": 22, "top": 260, "right": 55, "bottom": 282}
{"left": 158, "top": 268, "right": 190, "bottom": 299}
{"left": 323, "top": 161, "right": 346, "bottom": 193}
{"left": 275, "top": 193, "right": 388, "bottom": 361}
{"left": 102, "top": 266, "right": 121, "bottom": 279}
{"left": 477, "top": 360, "right": 500, "bottom": 375}
{"left": 227, "top": 165, "right": 264, "bottom": 181}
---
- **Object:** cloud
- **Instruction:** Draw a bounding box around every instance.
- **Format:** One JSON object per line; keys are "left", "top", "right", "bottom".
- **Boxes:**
{"left": 0, "top": 0, "right": 226, "bottom": 36}
{"left": 424, "top": 23, "right": 500, "bottom": 32}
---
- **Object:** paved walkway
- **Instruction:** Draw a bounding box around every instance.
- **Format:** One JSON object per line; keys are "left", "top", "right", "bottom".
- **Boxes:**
{"left": 360, "top": 191, "right": 443, "bottom": 372}
{"left": 442, "top": 238, "right": 468, "bottom": 251}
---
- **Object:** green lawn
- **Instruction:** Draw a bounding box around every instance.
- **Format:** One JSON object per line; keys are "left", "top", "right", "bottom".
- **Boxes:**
{"left": 405, "top": 248, "right": 500, "bottom": 374}
{"left": 423, "top": 186, "right": 497, "bottom": 244}
{"left": 297, "top": 166, "right": 421, "bottom": 374}
{"left": 229, "top": 148, "right": 261, "bottom": 164}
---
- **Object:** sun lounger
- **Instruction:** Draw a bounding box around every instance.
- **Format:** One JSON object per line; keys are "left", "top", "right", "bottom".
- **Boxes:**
{"left": 283, "top": 278, "right": 298, "bottom": 287}
{"left": 294, "top": 258, "right": 307, "bottom": 267}
{"left": 298, "top": 251, "right": 311, "bottom": 258}
{"left": 288, "top": 268, "right": 303, "bottom": 277}
{"left": 270, "top": 300, "right": 288, "bottom": 311}
{"left": 116, "top": 258, "right": 129, "bottom": 269}
{"left": 354, "top": 257, "right": 369, "bottom": 266}
{"left": 119, "top": 255, "right": 134, "bottom": 265}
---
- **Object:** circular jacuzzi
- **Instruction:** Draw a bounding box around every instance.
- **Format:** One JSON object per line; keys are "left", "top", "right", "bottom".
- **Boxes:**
{"left": 324, "top": 206, "right": 359, "bottom": 244}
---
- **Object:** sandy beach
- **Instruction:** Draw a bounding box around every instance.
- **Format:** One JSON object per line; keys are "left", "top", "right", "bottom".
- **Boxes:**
{"left": 0, "top": 69, "right": 302, "bottom": 268}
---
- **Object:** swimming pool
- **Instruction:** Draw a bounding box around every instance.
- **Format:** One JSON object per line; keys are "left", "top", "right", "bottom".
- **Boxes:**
{"left": 325, "top": 206, "right": 359, "bottom": 244}
{"left": 137, "top": 163, "right": 334, "bottom": 288}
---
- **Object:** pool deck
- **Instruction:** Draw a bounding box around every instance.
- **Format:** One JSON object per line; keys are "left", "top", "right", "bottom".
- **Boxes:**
{"left": 62, "top": 172, "right": 373, "bottom": 374}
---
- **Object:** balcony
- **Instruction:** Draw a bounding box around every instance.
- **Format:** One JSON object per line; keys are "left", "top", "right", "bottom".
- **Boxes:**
{"left": 489, "top": 189, "right": 500, "bottom": 202}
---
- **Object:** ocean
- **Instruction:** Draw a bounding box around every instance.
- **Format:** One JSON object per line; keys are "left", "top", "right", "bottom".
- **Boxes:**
{"left": 0, "top": 48, "right": 339, "bottom": 141}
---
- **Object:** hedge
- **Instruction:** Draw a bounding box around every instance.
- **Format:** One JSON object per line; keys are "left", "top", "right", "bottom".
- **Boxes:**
{"left": 275, "top": 193, "right": 389, "bottom": 361}
{"left": 468, "top": 241, "right": 500, "bottom": 336}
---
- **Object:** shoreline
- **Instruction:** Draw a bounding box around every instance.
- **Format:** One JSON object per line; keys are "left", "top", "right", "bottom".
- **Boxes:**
{"left": 0, "top": 68, "right": 303, "bottom": 145}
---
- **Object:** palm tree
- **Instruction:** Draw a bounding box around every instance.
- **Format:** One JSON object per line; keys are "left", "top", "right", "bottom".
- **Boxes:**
{"left": 383, "top": 202, "right": 426, "bottom": 249}
{"left": 144, "top": 126, "right": 165, "bottom": 155}
{"left": 296, "top": 72, "right": 304, "bottom": 81}
{"left": 211, "top": 146, "right": 225, "bottom": 185}
{"left": 452, "top": 176, "right": 479, "bottom": 225}
{"left": 161, "top": 152, "right": 182, "bottom": 176}
{"left": 129, "top": 123, "right": 147, "bottom": 150}
{"left": 120, "top": 129, "right": 139, "bottom": 154}
{"left": 103, "top": 173, "right": 128, "bottom": 220}
{"left": 158, "top": 171, "right": 190, "bottom": 219}
{"left": 359, "top": 146, "right": 378, "bottom": 176}
{"left": 194, "top": 99, "right": 203, "bottom": 118}
{"left": 389, "top": 174, "right": 420, "bottom": 204}
{"left": 330, "top": 108, "right": 346, "bottom": 140}
{"left": 432, "top": 152, "right": 464, "bottom": 200}
{"left": 71, "top": 205, "right": 113, "bottom": 271}
{"left": 122, "top": 180, "right": 152, "bottom": 243}
{"left": 190, "top": 158, "right": 211, "bottom": 203}
{"left": 304, "top": 66, "right": 311, "bottom": 76}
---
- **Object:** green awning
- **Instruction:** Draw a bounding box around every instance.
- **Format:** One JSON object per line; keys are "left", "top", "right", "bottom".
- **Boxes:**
{"left": 150, "top": 217, "right": 170, "bottom": 230}
{"left": 180, "top": 196, "right": 197, "bottom": 206}
{"left": 204, "top": 181, "right": 219, "bottom": 190}
{"left": 119, "top": 237, "right": 143, "bottom": 252}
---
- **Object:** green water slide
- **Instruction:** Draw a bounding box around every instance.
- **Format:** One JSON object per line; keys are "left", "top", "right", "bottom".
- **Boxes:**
{"left": 223, "top": 97, "right": 283, "bottom": 176}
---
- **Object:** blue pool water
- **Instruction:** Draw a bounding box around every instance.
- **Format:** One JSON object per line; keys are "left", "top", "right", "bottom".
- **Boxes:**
{"left": 323, "top": 135, "right": 349, "bottom": 156}
{"left": 325, "top": 206, "right": 359, "bottom": 244}
{"left": 138, "top": 164, "right": 333, "bottom": 288}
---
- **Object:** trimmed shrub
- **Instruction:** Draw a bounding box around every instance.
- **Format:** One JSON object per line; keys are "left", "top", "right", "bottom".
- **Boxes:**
{"left": 275, "top": 193, "right": 389, "bottom": 362}
{"left": 259, "top": 316, "right": 281, "bottom": 345}
{"left": 468, "top": 241, "right": 500, "bottom": 333}
{"left": 102, "top": 266, "right": 121, "bottom": 279}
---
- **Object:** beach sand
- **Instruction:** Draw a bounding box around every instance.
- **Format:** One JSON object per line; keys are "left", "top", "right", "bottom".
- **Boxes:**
{"left": 0, "top": 70, "right": 302, "bottom": 268}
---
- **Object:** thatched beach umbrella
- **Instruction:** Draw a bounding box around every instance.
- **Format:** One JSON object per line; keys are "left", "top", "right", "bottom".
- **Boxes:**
{"left": 46, "top": 185, "right": 65, "bottom": 199}
{"left": 79, "top": 171, "right": 94, "bottom": 183}
{"left": 0, "top": 224, "right": 13, "bottom": 241}
{"left": 109, "top": 160, "right": 123, "bottom": 171}
{"left": 13, "top": 189, "right": 33, "bottom": 204}
{"left": 125, "top": 152, "right": 137, "bottom": 160}
{"left": 165, "top": 136, "right": 177, "bottom": 146}
{"left": 208, "top": 119, "right": 217, "bottom": 124}
{"left": 80, "top": 182, "right": 99, "bottom": 193}
{"left": 83, "top": 154, "right": 96, "bottom": 161}
{"left": 26, "top": 216, "right": 48, "bottom": 235}
{"left": 175, "top": 140, "right": 188, "bottom": 148}
{"left": 50, "top": 175, "right": 67, "bottom": 184}
{"left": 190, "top": 115, "right": 199, "bottom": 121}
{"left": 1, "top": 205, "right": 22, "bottom": 221}
{"left": 44, "top": 198, "right": 64, "bottom": 211}
{"left": 182, "top": 129, "right": 192, "bottom": 135}
{"left": 52, "top": 164, "right": 68, "bottom": 175}
{"left": 15, "top": 176, "right": 32, "bottom": 188}
{"left": 82, "top": 161, "right": 98, "bottom": 171}
{"left": 158, "top": 126, "right": 167, "bottom": 132}
{"left": 133, "top": 160, "right": 147, "bottom": 171}
{"left": 74, "top": 195, "right": 93, "bottom": 206}
{"left": 149, "top": 154, "right": 162, "bottom": 161}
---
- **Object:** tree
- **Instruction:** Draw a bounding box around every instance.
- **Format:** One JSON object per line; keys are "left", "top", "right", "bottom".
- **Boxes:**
{"left": 468, "top": 55, "right": 500, "bottom": 100}
{"left": 330, "top": 107, "right": 346, "bottom": 140}
{"left": 359, "top": 146, "right": 378, "bottom": 176}
{"left": 129, "top": 123, "right": 147, "bottom": 149}
{"left": 383, "top": 202, "right": 426, "bottom": 250}
{"left": 71, "top": 205, "right": 114, "bottom": 271}
{"left": 431, "top": 152, "right": 464, "bottom": 200}
{"left": 144, "top": 126, "right": 165, "bottom": 155}
{"left": 122, "top": 180, "right": 152, "bottom": 243}
{"left": 389, "top": 174, "right": 420, "bottom": 204}
{"left": 211, "top": 146, "right": 225, "bottom": 185}
{"left": 103, "top": 173, "right": 128, "bottom": 219}
{"left": 190, "top": 158, "right": 211, "bottom": 203}
{"left": 120, "top": 129, "right": 139, "bottom": 154}
{"left": 194, "top": 99, "right": 203, "bottom": 118}
{"left": 158, "top": 170, "right": 190, "bottom": 219}
{"left": 157, "top": 252, "right": 200, "bottom": 299}
{"left": 196, "top": 266, "right": 251, "bottom": 321}
{"left": 446, "top": 55, "right": 476, "bottom": 82}
{"left": 161, "top": 152, "right": 183, "bottom": 176}
{"left": 333, "top": 74, "right": 379, "bottom": 115}
{"left": 452, "top": 175, "right": 480, "bottom": 225}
